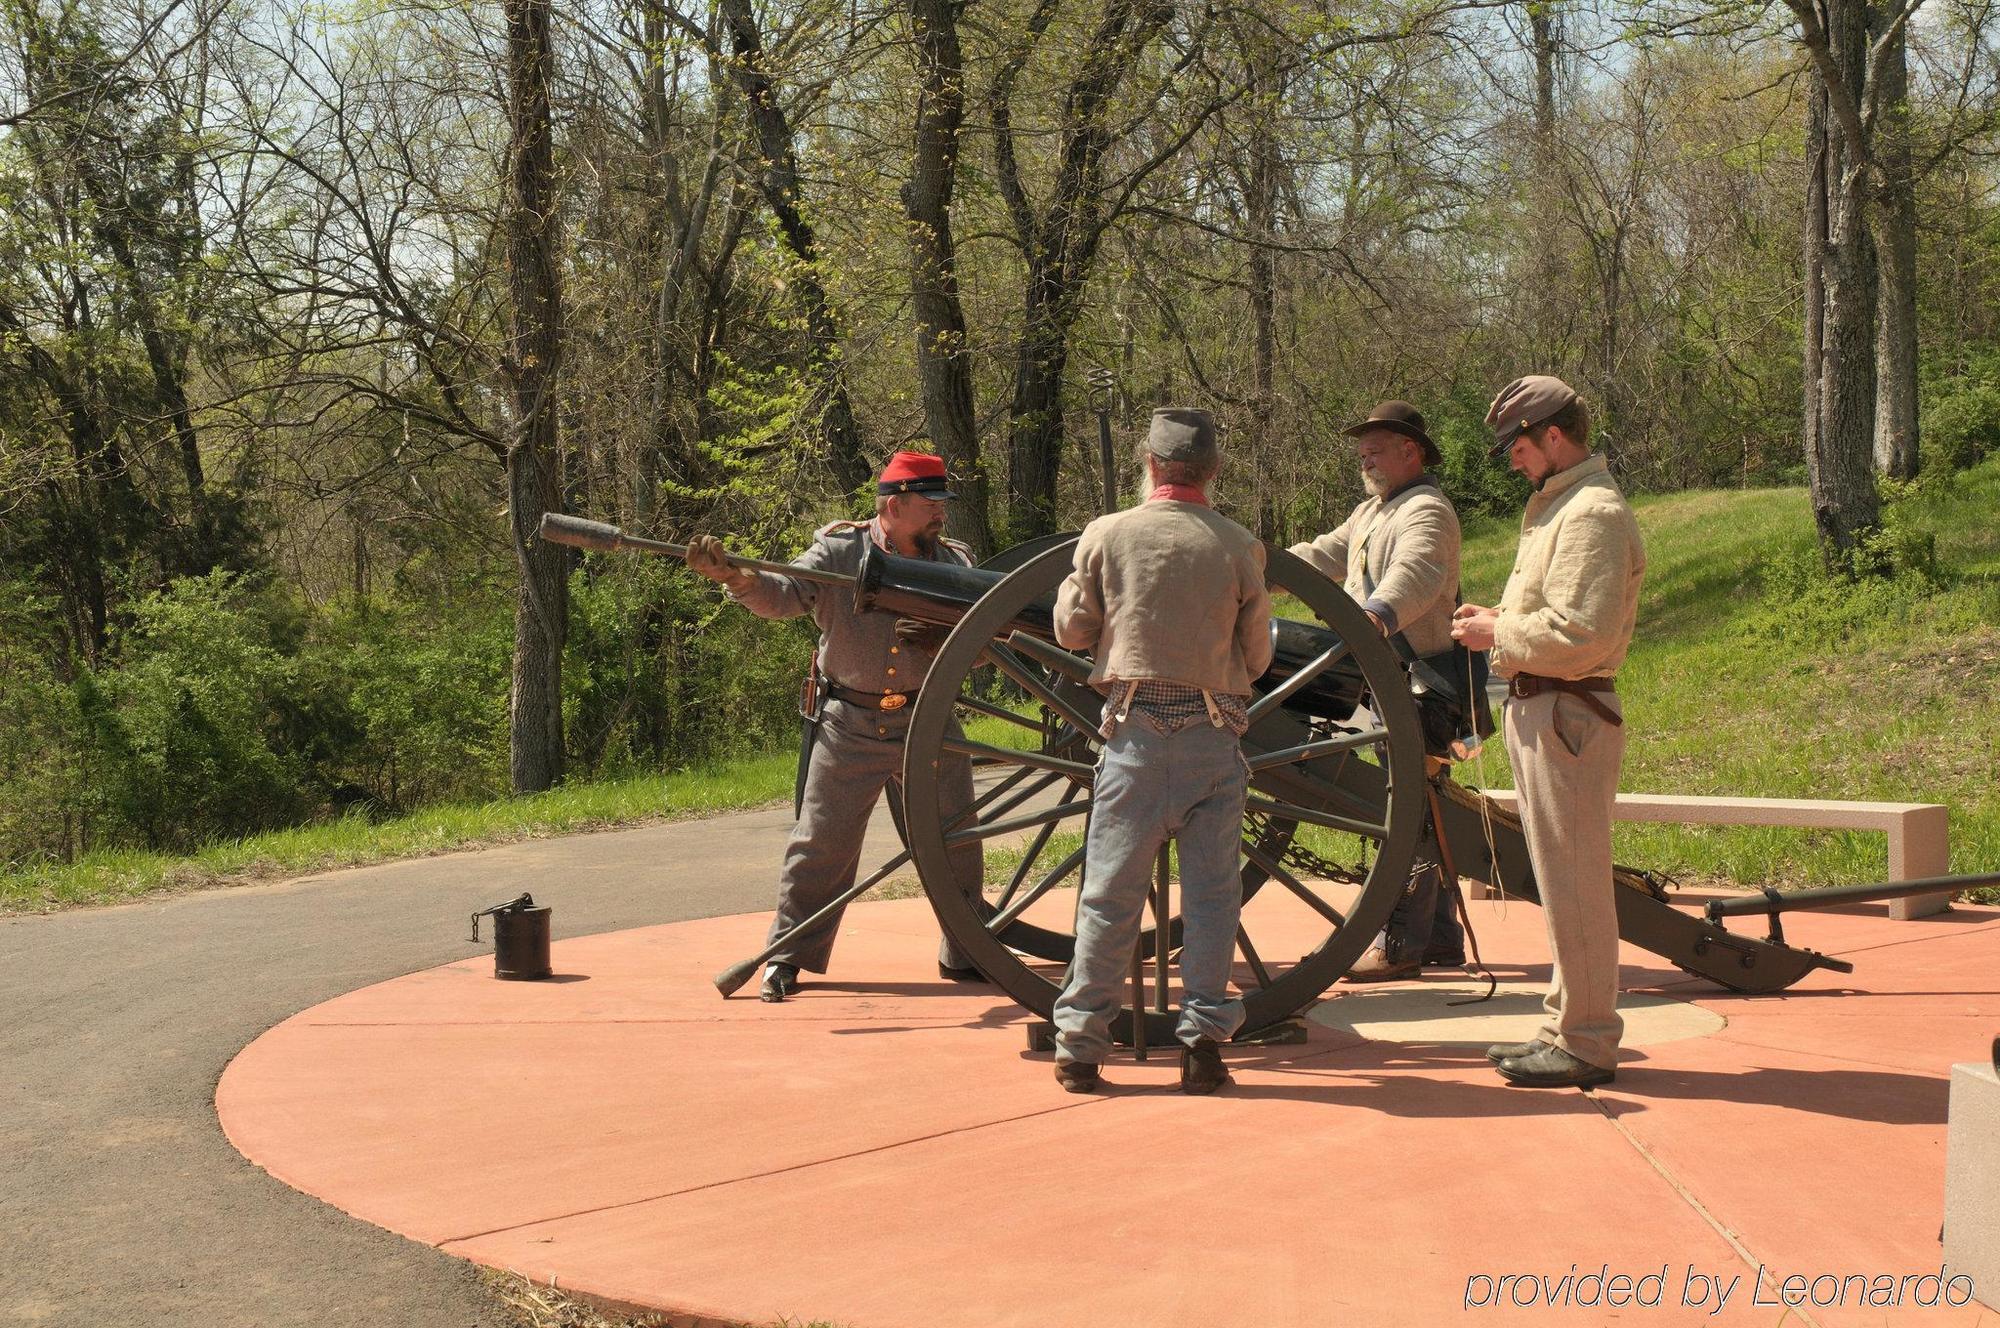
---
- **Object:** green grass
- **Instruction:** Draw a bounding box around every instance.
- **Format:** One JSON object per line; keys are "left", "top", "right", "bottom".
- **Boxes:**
{"left": 0, "top": 753, "right": 796, "bottom": 914}
{"left": 1455, "top": 458, "right": 2000, "bottom": 894}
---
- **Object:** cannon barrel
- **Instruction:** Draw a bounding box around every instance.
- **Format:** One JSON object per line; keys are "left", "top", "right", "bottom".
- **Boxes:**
{"left": 856, "top": 543, "right": 1368, "bottom": 720}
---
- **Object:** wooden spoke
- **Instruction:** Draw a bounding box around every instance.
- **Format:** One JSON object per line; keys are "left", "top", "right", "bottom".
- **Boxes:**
{"left": 941, "top": 736, "right": 1095, "bottom": 781}
{"left": 952, "top": 694, "right": 1045, "bottom": 733}
{"left": 1152, "top": 848, "right": 1170, "bottom": 1013}
{"left": 1002, "top": 631, "right": 1095, "bottom": 685}
{"left": 986, "top": 642, "right": 1103, "bottom": 741}
{"left": 945, "top": 798, "right": 1092, "bottom": 849}
{"left": 987, "top": 843, "right": 1086, "bottom": 932}
{"left": 1236, "top": 926, "right": 1273, "bottom": 990}
{"left": 964, "top": 766, "right": 1064, "bottom": 828}
{"left": 1245, "top": 792, "right": 1388, "bottom": 841}
{"left": 1247, "top": 727, "right": 1391, "bottom": 772}
{"left": 1241, "top": 837, "right": 1349, "bottom": 929}
{"left": 992, "top": 786, "right": 1085, "bottom": 911}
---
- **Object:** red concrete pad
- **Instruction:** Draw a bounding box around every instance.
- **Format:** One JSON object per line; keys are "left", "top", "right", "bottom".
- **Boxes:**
{"left": 219, "top": 894, "right": 2000, "bottom": 1328}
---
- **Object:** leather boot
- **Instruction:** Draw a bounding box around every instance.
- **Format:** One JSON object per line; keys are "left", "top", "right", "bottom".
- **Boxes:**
{"left": 759, "top": 962, "right": 801, "bottom": 1003}
{"left": 1055, "top": 1060, "right": 1101, "bottom": 1094}
{"left": 1343, "top": 945, "right": 1421, "bottom": 983}
{"left": 1180, "top": 1037, "right": 1230, "bottom": 1094}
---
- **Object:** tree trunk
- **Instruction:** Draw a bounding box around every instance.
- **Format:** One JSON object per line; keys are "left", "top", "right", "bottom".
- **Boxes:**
{"left": 503, "top": 0, "right": 569, "bottom": 793}
{"left": 1803, "top": 0, "right": 1881, "bottom": 560}
{"left": 1869, "top": 13, "right": 1919, "bottom": 480}
{"left": 903, "top": 0, "right": 992, "bottom": 556}
{"left": 1246, "top": 81, "right": 1280, "bottom": 541}
{"left": 715, "top": 0, "right": 871, "bottom": 496}
{"left": 1006, "top": 273, "right": 1071, "bottom": 541}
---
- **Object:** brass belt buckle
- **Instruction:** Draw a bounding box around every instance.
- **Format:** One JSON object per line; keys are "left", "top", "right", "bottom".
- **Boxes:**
{"left": 879, "top": 692, "right": 908, "bottom": 711}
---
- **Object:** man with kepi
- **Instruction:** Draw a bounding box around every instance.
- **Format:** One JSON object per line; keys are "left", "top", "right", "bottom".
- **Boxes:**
{"left": 1049, "top": 407, "right": 1274, "bottom": 1094}
{"left": 685, "top": 451, "right": 987, "bottom": 1002}
{"left": 1451, "top": 377, "right": 1645, "bottom": 1089}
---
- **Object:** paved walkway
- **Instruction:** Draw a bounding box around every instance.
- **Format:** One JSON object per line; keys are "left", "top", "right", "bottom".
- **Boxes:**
{"left": 219, "top": 888, "right": 2000, "bottom": 1328}
{"left": 0, "top": 800, "right": 906, "bottom": 1328}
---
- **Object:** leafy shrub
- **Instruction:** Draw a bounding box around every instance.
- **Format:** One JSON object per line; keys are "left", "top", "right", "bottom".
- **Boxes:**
{"left": 1748, "top": 480, "right": 1952, "bottom": 647}
{"left": 76, "top": 572, "right": 308, "bottom": 852}
{"left": 1922, "top": 348, "right": 2000, "bottom": 471}
{"left": 566, "top": 555, "right": 810, "bottom": 777}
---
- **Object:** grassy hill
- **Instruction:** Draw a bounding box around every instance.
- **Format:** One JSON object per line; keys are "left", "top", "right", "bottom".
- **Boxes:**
{"left": 5, "top": 457, "right": 1996, "bottom": 912}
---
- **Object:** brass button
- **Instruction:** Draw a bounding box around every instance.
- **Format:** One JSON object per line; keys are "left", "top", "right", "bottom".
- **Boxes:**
{"left": 887, "top": 667, "right": 896, "bottom": 677}
{"left": 890, "top": 646, "right": 899, "bottom": 655}
{"left": 877, "top": 726, "right": 887, "bottom": 735}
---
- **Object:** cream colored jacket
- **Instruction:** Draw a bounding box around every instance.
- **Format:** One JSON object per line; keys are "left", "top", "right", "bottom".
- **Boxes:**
{"left": 1053, "top": 500, "right": 1274, "bottom": 694}
{"left": 1490, "top": 455, "right": 1645, "bottom": 681}
{"left": 1289, "top": 479, "right": 1461, "bottom": 656}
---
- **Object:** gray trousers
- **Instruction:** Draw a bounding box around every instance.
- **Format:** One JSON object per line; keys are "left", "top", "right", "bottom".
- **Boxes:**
{"left": 1504, "top": 689, "right": 1626, "bottom": 1070}
{"left": 765, "top": 700, "right": 981, "bottom": 973}
{"left": 1054, "top": 716, "right": 1248, "bottom": 1065}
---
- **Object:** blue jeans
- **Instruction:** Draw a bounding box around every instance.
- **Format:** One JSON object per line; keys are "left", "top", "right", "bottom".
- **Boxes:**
{"left": 1053, "top": 716, "right": 1248, "bottom": 1064}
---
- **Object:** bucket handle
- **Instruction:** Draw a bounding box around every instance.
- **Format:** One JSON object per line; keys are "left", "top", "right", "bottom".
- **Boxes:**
{"left": 469, "top": 892, "right": 536, "bottom": 943}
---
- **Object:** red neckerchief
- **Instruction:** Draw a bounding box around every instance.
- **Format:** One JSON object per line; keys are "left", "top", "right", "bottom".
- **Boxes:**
{"left": 1148, "top": 483, "right": 1209, "bottom": 506}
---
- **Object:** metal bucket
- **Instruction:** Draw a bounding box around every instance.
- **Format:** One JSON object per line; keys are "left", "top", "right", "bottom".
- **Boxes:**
{"left": 470, "top": 893, "right": 552, "bottom": 980}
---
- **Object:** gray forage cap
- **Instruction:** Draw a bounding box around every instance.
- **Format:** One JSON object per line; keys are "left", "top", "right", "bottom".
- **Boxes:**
{"left": 1144, "top": 407, "right": 1219, "bottom": 466}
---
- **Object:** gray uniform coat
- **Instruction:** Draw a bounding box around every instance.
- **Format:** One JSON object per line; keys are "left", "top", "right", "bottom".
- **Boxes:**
{"left": 731, "top": 518, "right": 982, "bottom": 972}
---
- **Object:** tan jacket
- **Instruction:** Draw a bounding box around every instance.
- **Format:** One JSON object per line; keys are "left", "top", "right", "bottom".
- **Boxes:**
{"left": 1289, "top": 479, "right": 1461, "bottom": 656}
{"left": 1491, "top": 455, "right": 1645, "bottom": 681}
{"left": 1054, "top": 500, "right": 1274, "bottom": 694}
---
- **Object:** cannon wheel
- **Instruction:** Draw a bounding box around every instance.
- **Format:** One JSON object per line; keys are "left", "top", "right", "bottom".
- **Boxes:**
{"left": 902, "top": 539, "right": 1428, "bottom": 1042}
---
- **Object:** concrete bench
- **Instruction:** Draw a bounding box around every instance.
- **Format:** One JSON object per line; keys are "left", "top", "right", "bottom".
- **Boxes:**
{"left": 1477, "top": 791, "right": 1953, "bottom": 919}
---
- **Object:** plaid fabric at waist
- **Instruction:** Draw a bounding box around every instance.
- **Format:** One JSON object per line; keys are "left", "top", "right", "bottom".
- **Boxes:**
{"left": 1098, "top": 680, "right": 1251, "bottom": 736}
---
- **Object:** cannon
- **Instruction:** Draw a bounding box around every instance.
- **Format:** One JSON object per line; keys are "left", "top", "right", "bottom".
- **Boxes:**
{"left": 541, "top": 511, "right": 1903, "bottom": 1045}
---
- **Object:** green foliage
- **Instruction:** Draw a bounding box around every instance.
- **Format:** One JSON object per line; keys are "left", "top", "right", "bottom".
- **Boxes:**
{"left": 1920, "top": 346, "right": 2000, "bottom": 471}
{"left": 73, "top": 573, "right": 308, "bottom": 852}
{"left": 0, "top": 558, "right": 808, "bottom": 871}
{"left": 565, "top": 555, "right": 810, "bottom": 776}
{"left": 1430, "top": 391, "right": 1531, "bottom": 519}
{"left": 1748, "top": 478, "right": 1954, "bottom": 648}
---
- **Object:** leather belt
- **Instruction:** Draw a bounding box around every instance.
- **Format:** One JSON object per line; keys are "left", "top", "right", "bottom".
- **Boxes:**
{"left": 1505, "top": 673, "right": 1622, "bottom": 727}
{"left": 825, "top": 682, "right": 915, "bottom": 712}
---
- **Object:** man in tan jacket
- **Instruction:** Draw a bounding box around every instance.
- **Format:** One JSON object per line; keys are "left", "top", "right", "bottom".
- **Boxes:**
{"left": 1452, "top": 376, "right": 1644, "bottom": 1089}
{"left": 1048, "top": 407, "right": 1273, "bottom": 1095}
{"left": 1291, "top": 400, "right": 1466, "bottom": 981}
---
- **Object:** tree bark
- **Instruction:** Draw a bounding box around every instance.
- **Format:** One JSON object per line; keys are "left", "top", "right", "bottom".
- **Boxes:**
{"left": 1869, "top": 11, "right": 1919, "bottom": 479}
{"left": 1244, "top": 30, "right": 1282, "bottom": 541}
{"left": 903, "top": 0, "right": 992, "bottom": 556}
{"left": 1802, "top": 0, "right": 1882, "bottom": 559}
{"left": 503, "top": 0, "right": 569, "bottom": 793}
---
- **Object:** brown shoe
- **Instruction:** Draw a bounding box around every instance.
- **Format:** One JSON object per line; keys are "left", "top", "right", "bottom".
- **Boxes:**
{"left": 1343, "top": 946, "right": 1421, "bottom": 983}
{"left": 1179, "top": 1038, "right": 1230, "bottom": 1094}
{"left": 1055, "top": 1060, "right": 1102, "bottom": 1094}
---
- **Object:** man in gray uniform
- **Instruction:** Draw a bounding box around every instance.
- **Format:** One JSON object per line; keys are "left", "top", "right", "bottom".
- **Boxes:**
{"left": 1049, "top": 408, "right": 1274, "bottom": 1095}
{"left": 1453, "top": 377, "right": 1644, "bottom": 1089}
{"left": 685, "top": 451, "right": 987, "bottom": 1002}
{"left": 1290, "top": 400, "right": 1466, "bottom": 981}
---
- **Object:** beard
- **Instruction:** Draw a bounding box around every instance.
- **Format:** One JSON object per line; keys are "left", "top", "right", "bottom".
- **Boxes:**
{"left": 1360, "top": 466, "right": 1387, "bottom": 497}
{"left": 912, "top": 527, "right": 942, "bottom": 559}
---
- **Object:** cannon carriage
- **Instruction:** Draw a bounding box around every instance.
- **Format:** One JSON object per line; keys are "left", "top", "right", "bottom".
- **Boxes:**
{"left": 542, "top": 510, "right": 1878, "bottom": 1045}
